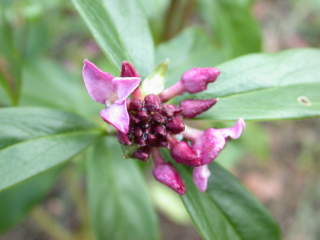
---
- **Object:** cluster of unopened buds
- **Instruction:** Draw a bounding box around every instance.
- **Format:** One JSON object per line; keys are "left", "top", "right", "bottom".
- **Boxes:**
{"left": 82, "top": 60, "right": 245, "bottom": 195}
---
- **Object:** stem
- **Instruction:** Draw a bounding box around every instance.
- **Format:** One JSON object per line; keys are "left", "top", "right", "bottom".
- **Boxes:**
{"left": 31, "top": 207, "right": 74, "bottom": 240}
{"left": 159, "top": 81, "right": 185, "bottom": 102}
{"left": 64, "top": 167, "right": 93, "bottom": 239}
{"left": 151, "top": 148, "right": 165, "bottom": 165}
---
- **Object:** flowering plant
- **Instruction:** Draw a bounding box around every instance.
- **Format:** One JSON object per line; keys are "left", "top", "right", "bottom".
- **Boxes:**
{"left": 0, "top": 0, "right": 319, "bottom": 240}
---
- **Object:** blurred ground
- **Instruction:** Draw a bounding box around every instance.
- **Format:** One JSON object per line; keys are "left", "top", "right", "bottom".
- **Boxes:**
{"left": 1, "top": 0, "right": 320, "bottom": 239}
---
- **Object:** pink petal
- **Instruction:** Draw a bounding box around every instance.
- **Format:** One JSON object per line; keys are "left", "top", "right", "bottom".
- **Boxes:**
{"left": 82, "top": 60, "right": 114, "bottom": 104}
{"left": 112, "top": 77, "right": 141, "bottom": 103}
{"left": 193, "top": 165, "right": 211, "bottom": 192}
{"left": 193, "top": 128, "right": 226, "bottom": 165}
{"left": 153, "top": 162, "right": 186, "bottom": 195}
{"left": 193, "top": 119, "right": 246, "bottom": 165}
{"left": 100, "top": 102, "right": 129, "bottom": 133}
{"left": 218, "top": 118, "right": 246, "bottom": 139}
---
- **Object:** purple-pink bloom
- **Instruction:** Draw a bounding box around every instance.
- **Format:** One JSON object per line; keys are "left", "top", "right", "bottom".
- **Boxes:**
{"left": 192, "top": 119, "right": 246, "bottom": 165}
{"left": 180, "top": 98, "right": 218, "bottom": 118}
{"left": 181, "top": 67, "right": 220, "bottom": 93}
{"left": 82, "top": 60, "right": 141, "bottom": 133}
{"left": 193, "top": 165, "right": 211, "bottom": 192}
{"left": 153, "top": 162, "right": 186, "bottom": 195}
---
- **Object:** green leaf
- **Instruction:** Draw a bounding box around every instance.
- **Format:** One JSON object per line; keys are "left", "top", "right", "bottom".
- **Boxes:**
{"left": 0, "top": 107, "right": 101, "bottom": 191}
{"left": 157, "top": 27, "right": 224, "bottom": 86}
{"left": 0, "top": 168, "right": 59, "bottom": 233}
{"left": 87, "top": 137, "right": 159, "bottom": 240}
{"left": 197, "top": 0, "right": 262, "bottom": 59}
{"left": 21, "top": 58, "right": 100, "bottom": 118}
{"left": 176, "top": 162, "right": 281, "bottom": 240}
{"left": 175, "top": 48, "right": 320, "bottom": 120}
{"left": 71, "top": 0, "right": 154, "bottom": 76}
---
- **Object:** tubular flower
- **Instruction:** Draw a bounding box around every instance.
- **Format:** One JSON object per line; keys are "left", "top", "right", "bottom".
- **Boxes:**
{"left": 82, "top": 60, "right": 244, "bottom": 194}
{"left": 82, "top": 60, "right": 140, "bottom": 133}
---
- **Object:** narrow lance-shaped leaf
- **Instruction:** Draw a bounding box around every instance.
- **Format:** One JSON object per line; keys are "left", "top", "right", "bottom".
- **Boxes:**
{"left": 167, "top": 154, "right": 281, "bottom": 240}
{"left": 172, "top": 48, "right": 320, "bottom": 120}
{"left": 197, "top": 0, "right": 262, "bottom": 59}
{"left": 86, "top": 137, "right": 159, "bottom": 240}
{"left": 0, "top": 168, "right": 60, "bottom": 233}
{"left": 71, "top": 0, "right": 155, "bottom": 76}
{"left": 0, "top": 107, "right": 101, "bottom": 191}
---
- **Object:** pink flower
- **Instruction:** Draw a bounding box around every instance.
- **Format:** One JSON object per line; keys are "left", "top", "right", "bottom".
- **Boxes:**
{"left": 185, "top": 119, "right": 245, "bottom": 192}
{"left": 181, "top": 67, "right": 220, "bottom": 93}
{"left": 82, "top": 60, "right": 140, "bottom": 133}
{"left": 180, "top": 98, "right": 218, "bottom": 118}
{"left": 192, "top": 119, "right": 246, "bottom": 165}
{"left": 152, "top": 149, "right": 185, "bottom": 195}
{"left": 159, "top": 67, "right": 220, "bottom": 102}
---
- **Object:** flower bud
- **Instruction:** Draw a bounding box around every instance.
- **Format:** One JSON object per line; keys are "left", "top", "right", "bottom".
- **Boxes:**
{"left": 180, "top": 98, "right": 218, "bottom": 118}
{"left": 152, "top": 112, "right": 166, "bottom": 123}
{"left": 181, "top": 67, "right": 220, "bottom": 93}
{"left": 117, "top": 132, "right": 131, "bottom": 145}
{"left": 129, "top": 99, "right": 143, "bottom": 111}
{"left": 133, "top": 147, "right": 150, "bottom": 161}
{"left": 153, "top": 162, "right": 186, "bottom": 195}
{"left": 167, "top": 116, "right": 185, "bottom": 134}
{"left": 170, "top": 141, "right": 201, "bottom": 167}
{"left": 162, "top": 104, "right": 181, "bottom": 117}
{"left": 154, "top": 125, "right": 166, "bottom": 137}
{"left": 144, "top": 94, "right": 161, "bottom": 112}
{"left": 121, "top": 61, "right": 140, "bottom": 77}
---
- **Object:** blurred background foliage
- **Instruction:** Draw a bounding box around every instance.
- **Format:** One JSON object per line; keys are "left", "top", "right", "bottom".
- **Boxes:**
{"left": 0, "top": 0, "right": 320, "bottom": 239}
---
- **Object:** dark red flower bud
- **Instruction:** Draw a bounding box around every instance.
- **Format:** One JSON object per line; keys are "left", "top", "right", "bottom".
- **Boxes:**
{"left": 137, "top": 110, "right": 149, "bottom": 121}
{"left": 167, "top": 116, "right": 185, "bottom": 134}
{"left": 162, "top": 104, "right": 182, "bottom": 117}
{"left": 154, "top": 125, "right": 167, "bottom": 136}
{"left": 181, "top": 67, "right": 220, "bottom": 93}
{"left": 121, "top": 61, "right": 140, "bottom": 77}
{"left": 134, "top": 127, "right": 143, "bottom": 138}
{"left": 153, "top": 162, "right": 186, "bottom": 195}
{"left": 133, "top": 147, "right": 150, "bottom": 161}
{"left": 129, "top": 99, "right": 143, "bottom": 111}
{"left": 152, "top": 112, "right": 166, "bottom": 124}
{"left": 170, "top": 141, "right": 201, "bottom": 166}
{"left": 180, "top": 98, "right": 218, "bottom": 118}
{"left": 117, "top": 132, "right": 131, "bottom": 145}
{"left": 147, "top": 133, "right": 157, "bottom": 144}
{"left": 144, "top": 94, "right": 161, "bottom": 112}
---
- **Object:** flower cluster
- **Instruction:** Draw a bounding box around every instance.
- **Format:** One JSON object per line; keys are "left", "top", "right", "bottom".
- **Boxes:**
{"left": 82, "top": 60, "right": 245, "bottom": 194}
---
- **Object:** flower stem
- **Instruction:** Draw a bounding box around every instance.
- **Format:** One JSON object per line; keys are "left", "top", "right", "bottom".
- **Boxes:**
{"left": 159, "top": 81, "right": 184, "bottom": 102}
{"left": 31, "top": 206, "right": 74, "bottom": 240}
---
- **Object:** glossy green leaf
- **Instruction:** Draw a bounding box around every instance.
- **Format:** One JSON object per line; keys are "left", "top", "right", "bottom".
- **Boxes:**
{"left": 71, "top": 0, "right": 154, "bottom": 76}
{"left": 198, "top": 0, "right": 261, "bottom": 59}
{"left": 175, "top": 161, "right": 281, "bottom": 240}
{"left": 0, "top": 168, "right": 59, "bottom": 233}
{"left": 0, "top": 107, "right": 101, "bottom": 191}
{"left": 87, "top": 137, "right": 159, "bottom": 240}
{"left": 174, "top": 48, "right": 320, "bottom": 120}
{"left": 157, "top": 27, "right": 223, "bottom": 85}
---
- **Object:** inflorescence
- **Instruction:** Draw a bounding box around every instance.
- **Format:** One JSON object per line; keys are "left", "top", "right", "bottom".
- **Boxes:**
{"left": 82, "top": 60, "right": 245, "bottom": 194}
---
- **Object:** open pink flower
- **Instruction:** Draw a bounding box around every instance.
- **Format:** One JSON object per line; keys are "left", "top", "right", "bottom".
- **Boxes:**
{"left": 185, "top": 119, "right": 245, "bottom": 192}
{"left": 82, "top": 60, "right": 141, "bottom": 133}
{"left": 192, "top": 119, "right": 246, "bottom": 165}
